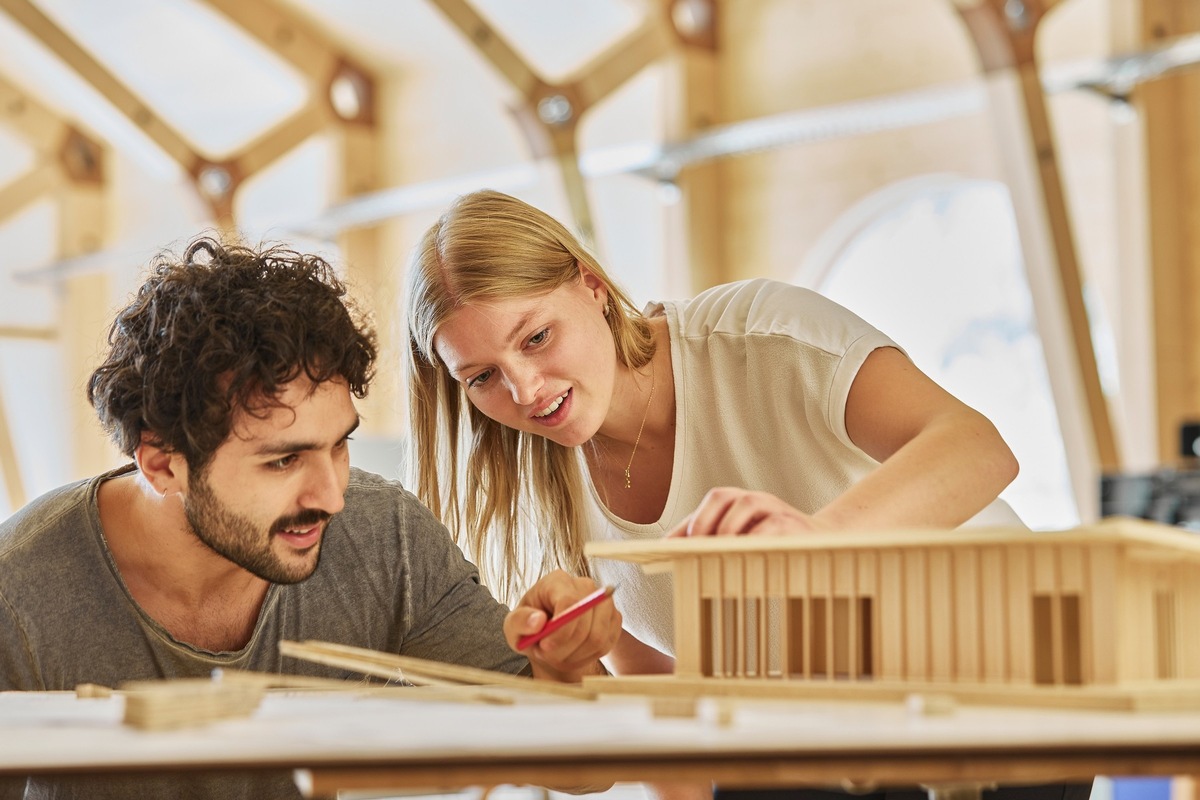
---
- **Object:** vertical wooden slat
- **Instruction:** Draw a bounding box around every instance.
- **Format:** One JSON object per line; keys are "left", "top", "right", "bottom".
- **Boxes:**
{"left": 980, "top": 545, "right": 1008, "bottom": 682}
{"left": 1006, "top": 545, "right": 1033, "bottom": 683}
{"left": 673, "top": 557, "right": 703, "bottom": 678}
{"left": 927, "top": 547, "right": 953, "bottom": 682}
{"left": 903, "top": 549, "right": 928, "bottom": 680}
{"left": 953, "top": 547, "right": 981, "bottom": 683}
{"left": 878, "top": 550, "right": 904, "bottom": 680}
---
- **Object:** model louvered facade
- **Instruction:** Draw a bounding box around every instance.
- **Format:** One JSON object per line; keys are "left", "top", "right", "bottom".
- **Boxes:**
{"left": 586, "top": 518, "right": 1200, "bottom": 709}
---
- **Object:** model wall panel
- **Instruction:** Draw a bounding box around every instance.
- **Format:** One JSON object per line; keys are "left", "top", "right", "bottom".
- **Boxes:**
{"left": 878, "top": 549, "right": 904, "bottom": 680}
{"left": 787, "top": 553, "right": 809, "bottom": 598}
{"left": 702, "top": 556, "right": 723, "bottom": 600}
{"left": 1005, "top": 544, "right": 1033, "bottom": 683}
{"left": 1116, "top": 559, "right": 1155, "bottom": 682}
{"left": 1059, "top": 544, "right": 1085, "bottom": 593}
{"left": 1032, "top": 544, "right": 1056, "bottom": 594}
{"left": 952, "top": 547, "right": 981, "bottom": 682}
{"left": 1085, "top": 544, "right": 1119, "bottom": 684}
{"left": 1181, "top": 566, "right": 1200, "bottom": 679}
{"left": 857, "top": 551, "right": 877, "bottom": 594}
{"left": 811, "top": 551, "right": 831, "bottom": 598}
{"left": 767, "top": 554, "right": 786, "bottom": 598}
{"left": 674, "top": 557, "right": 704, "bottom": 678}
{"left": 980, "top": 546, "right": 1007, "bottom": 682}
{"left": 928, "top": 547, "right": 954, "bottom": 681}
{"left": 903, "top": 549, "right": 928, "bottom": 680}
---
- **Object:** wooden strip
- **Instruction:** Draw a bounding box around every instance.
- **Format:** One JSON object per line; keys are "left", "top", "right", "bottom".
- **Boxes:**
{"left": 236, "top": 101, "right": 328, "bottom": 176}
{"left": 1181, "top": 565, "right": 1200, "bottom": 679}
{"left": 953, "top": 547, "right": 981, "bottom": 682}
{"left": 674, "top": 557, "right": 703, "bottom": 678}
{"left": 878, "top": 549, "right": 903, "bottom": 680}
{"left": 120, "top": 679, "right": 264, "bottom": 730}
{"left": 980, "top": 545, "right": 1007, "bottom": 682}
{"left": 0, "top": 326, "right": 57, "bottom": 341}
{"left": 903, "top": 549, "right": 927, "bottom": 679}
{"left": 0, "top": 0, "right": 198, "bottom": 168}
{"left": 279, "top": 640, "right": 595, "bottom": 700}
{"left": 572, "top": 19, "right": 673, "bottom": 108}
{"left": 202, "top": 0, "right": 340, "bottom": 82}
{"left": 428, "top": 0, "right": 540, "bottom": 95}
{"left": 0, "top": 73, "right": 68, "bottom": 150}
{"left": 927, "top": 547, "right": 953, "bottom": 682}
{"left": 1006, "top": 545, "right": 1032, "bottom": 683}
{"left": 0, "top": 162, "right": 61, "bottom": 227}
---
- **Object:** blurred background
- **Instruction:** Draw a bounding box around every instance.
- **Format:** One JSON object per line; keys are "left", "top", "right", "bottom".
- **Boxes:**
{"left": 0, "top": 0, "right": 1196, "bottom": 533}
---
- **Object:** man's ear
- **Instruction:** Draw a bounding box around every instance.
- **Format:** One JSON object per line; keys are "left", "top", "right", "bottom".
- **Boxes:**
{"left": 134, "top": 435, "right": 188, "bottom": 497}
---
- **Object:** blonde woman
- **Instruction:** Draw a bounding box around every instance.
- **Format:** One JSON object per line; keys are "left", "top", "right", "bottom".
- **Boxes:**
{"left": 405, "top": 189, "right": 1021, "bottom": 676}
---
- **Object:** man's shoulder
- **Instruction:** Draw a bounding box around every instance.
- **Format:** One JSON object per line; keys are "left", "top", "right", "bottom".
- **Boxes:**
{"left": 0, "top": 473, "right": 106, "bottom": 561}
{"left": 343, "top": 467, "right": 420, "bottom": 509}
{"left": 333, "top": 467, "right": 440, "bottom": 536}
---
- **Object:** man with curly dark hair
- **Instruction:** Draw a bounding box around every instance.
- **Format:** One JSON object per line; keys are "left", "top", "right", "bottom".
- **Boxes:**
{"left": 0, "top": 236, "right": 620, "bottom": 800}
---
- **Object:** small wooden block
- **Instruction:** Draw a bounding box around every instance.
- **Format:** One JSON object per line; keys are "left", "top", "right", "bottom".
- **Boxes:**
{"left": 651, "top": 696, "right": 698, "bottom": 718}
{"left": 120, "top": 678, "right": 264, "bottom": 730}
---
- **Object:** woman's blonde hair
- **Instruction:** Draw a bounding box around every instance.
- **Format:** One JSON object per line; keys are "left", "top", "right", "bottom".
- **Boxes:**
{"left": 405, "top": 190, "right": 655, "bottom": 602}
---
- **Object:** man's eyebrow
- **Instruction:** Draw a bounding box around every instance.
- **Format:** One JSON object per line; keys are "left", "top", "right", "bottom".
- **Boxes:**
{"left": 254, "top": 416, "right": 361, "bottom": 457}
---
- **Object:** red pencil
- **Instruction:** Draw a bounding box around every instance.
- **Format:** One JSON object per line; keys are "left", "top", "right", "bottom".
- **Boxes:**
{"left": 516, "top": 584, "right": 617, "bottom": 650}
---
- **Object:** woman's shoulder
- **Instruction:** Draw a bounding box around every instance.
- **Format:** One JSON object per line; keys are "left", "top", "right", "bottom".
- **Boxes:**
{"left": 666, "top": 278, "right": 873, "bottom": 341}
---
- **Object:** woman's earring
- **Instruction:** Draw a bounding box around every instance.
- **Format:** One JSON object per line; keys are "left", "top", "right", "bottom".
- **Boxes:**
{"left": 603, "top": 303, "right": 611, "bottom": 317}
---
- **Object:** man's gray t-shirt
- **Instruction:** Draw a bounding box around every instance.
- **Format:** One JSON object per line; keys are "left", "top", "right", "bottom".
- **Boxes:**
{"left": 0, "top": 465, "right": 528, "bottom": 799}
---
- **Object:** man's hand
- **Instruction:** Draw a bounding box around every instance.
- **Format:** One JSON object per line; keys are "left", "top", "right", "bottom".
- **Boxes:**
{"left": 667, "top": 487, "right": 826, "bottom": 538}
{"left": 505, "top": 570, "right": 621, "bottom": 683}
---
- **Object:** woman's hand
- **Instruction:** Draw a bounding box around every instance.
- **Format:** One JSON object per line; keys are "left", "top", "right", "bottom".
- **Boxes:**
{"left": 667, "top": 487, "right": 826, "bottom": 537}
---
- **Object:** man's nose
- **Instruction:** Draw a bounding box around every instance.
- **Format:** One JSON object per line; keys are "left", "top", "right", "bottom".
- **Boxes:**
{"left": 302, "top": 455, "right": 346, "bottom": 515}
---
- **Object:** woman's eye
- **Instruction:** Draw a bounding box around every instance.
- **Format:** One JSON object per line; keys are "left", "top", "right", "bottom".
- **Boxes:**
{"left": 528, "top": 329, "right": 549, "bottom": 346}
{"left": 468, "top": 370, "right": 492, "bottom": 388}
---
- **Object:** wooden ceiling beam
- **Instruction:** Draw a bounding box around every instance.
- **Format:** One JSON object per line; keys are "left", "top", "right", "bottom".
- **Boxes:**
{"left": 0, "top": 326, "right": 56, "bottom": 341}
{"left": 201, "top": 0, "right": 340, "bottom": 85}
{"left": 572, "top": 18, "right": 674, "bottom": 109}
{"left": 428, "top": 0, "right": 540, "bottom": 95}
{"left": 0, "top": 74, "right": 69, "bottom": 155}
{"left": 236, "top": 101, "right": 328, "bottom": 177}
{"left": 0, "top": 0, "right": 198, "bottom": 168}
{"left": 0, "top": 163, "right": 61, "bottom": 226}
{"left": 430, "top": 0, "right": 676, "bottom": 246}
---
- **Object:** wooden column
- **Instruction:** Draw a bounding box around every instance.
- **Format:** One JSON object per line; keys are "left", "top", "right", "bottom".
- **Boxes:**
{"left": 58, "top": 129, "right": 120, "bottom": 480}
{"left": 660, "top": 0, "right": 725, "bottom": 294}
{"left": 1137, "top": 0, "right": 1200, "bottom": 464}
{"left": 953, "top": 0, "right": 1119, "bottom": 520}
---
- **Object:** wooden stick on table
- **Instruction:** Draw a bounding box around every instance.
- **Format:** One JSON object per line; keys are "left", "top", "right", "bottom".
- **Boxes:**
{"left": 279, "top": 640, "right": 597, "bottom": 701}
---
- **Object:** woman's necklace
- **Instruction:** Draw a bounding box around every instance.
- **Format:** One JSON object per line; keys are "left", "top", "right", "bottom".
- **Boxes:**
{"left": 624, "top": 368, "right": 656, "bottom": 490}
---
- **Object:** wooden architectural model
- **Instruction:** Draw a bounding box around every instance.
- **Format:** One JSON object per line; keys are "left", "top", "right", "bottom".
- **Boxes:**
{"left": 586, "top": 517, "right": 1200, "bottom": 710}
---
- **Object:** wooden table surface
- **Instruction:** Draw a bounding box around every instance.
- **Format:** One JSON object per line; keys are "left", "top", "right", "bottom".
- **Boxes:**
{"left": 3, "top": 690, "right": 1200, "bottom": 797}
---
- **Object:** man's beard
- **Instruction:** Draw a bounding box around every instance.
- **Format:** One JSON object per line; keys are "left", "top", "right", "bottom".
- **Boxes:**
{"left": 183, "top": 471, "right": 329, "bottom": 584}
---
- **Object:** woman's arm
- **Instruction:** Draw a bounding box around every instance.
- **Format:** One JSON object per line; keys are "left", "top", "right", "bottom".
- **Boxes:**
{"left": 818, "top": 345, "right": 1018, "bottom": 530}
{"left": 669, "top": 347, "right": 1017, "bottom": 537}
